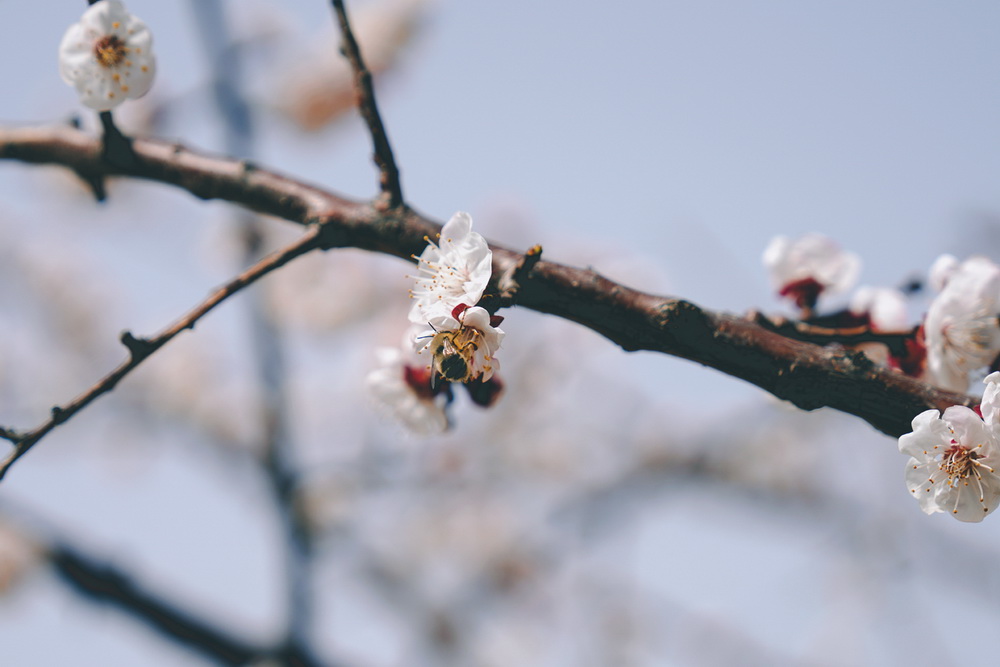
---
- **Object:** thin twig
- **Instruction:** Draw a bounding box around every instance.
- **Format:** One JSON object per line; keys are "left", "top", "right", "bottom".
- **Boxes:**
{"left": 0, "top": 227, "right": 323, "bottom": 480}
{"left": 331, "top": 0, "right": 404, "bottom": 209}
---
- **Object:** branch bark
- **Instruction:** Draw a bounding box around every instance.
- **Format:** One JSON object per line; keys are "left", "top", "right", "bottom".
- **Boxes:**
{"left": 0, "top": 125, "right": 975, "bottom": 442}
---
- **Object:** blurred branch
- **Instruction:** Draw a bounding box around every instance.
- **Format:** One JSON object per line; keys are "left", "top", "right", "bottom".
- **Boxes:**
{"left": 0, "top": 225, "right": 324, "bottom": 480}
{"left": 190, "top": 0, "right": 318, "bottom": 658}
{"left": 331, "top": 0, "right": 404, "bottom": 209}
{"left": 50, "top": 544, "right": 266, "bottom": 665}
{"left": 0, "top": 125, "right": 976, "bottom": 446}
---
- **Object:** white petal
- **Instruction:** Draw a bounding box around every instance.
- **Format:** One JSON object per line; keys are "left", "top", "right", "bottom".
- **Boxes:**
{"left": 904, "top": 459, "right": 942, "bottom": 515}
{"left": 929, "top": 254, "right": 959, "bottom": 292}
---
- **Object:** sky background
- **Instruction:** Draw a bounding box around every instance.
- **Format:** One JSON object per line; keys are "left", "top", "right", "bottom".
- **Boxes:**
{"left": 1, "top": 0, "right": 1000, "bottom": 665}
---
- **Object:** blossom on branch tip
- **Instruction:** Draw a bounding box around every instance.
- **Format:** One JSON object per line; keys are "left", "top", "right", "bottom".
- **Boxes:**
{"left": 409, "top": 212, "right": 492, "bottom": 324}
{"left": 899, "top": 404, "right": 1000, "bottom": 522}
{"left": 59, "top": 0, "right": 156, "bottom": 111}
{"left": 924, "top": 256, "right": 1000, "bottom": 393}
{"left": 763, "top": 234, "right": 860, "bottom": 310}
{"left": 414, "top": 304, "right": 504, "bottom": 383}
{"left": 367, "top": 345, "right": 451, "bottom": 436}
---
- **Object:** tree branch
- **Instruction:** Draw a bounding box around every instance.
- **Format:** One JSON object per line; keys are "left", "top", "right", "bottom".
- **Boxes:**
{"left": 0, "top": 223, "right": 324, "bottom": 480}
{"left": 0, "top": 125, "right": 975, "bottom": 443}
{"left": 50, "top": 543, "right": 267, "bottom": 665}
{"left": 330, "top": 0, "right": 404, "bottom": 209}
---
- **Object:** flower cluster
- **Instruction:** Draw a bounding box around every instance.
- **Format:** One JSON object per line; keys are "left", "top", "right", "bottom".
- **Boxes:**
{"left": 923, "top": 256, "right": 1000, "bottom": 392}
{"left": 59, "top": 0, "right": 156, "bottom": 111}
{"left": 368, "top": 213, "right": 505, "bottom": 434}
{"left": 763, "top": 235, "right": 1000, "bottom": 395}
{"left": 764, "top": 235, "right": 1000, "bottom": 521}
{"left": 899, "top": 373, "right": 1000, "bottom": 522}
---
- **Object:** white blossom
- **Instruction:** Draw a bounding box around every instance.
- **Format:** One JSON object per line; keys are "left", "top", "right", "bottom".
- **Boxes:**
{"left": 409, "top": 212, "right": 492, "bottom": 324}
{"left": 849, "top": 286, "right": 908, "bottom": 331}
{"left": 59, "top": 0, "right": 156, "bottom": 111}
{"left": 924, "top": 256, "right": 1000, "bottom": 393}
{"left": 414, "top": 305, "right": 503, "bottom": 383}
{"left": 367, "top": 345, "right": 449, "bottom": 436}
{"left": 763, "top": 234, "right": 860, "bottom": 309}
{"left": 979, "top": 371, "right": 1000, "bottom": 427}
{"left": 928, "top": 253, "right": 960, "bottom": 292}
{"left": 899, "top": 405, "right": 1000, "bottom": 522}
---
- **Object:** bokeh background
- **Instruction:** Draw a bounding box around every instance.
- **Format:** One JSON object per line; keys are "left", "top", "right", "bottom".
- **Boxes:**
{"left": 2, "top": 0, "right": 1000, "bottom": 664}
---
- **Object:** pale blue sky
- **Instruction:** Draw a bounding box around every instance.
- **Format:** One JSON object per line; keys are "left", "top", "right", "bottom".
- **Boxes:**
{"left": 2, "top": 1, "right": 1000, "bottom": 664}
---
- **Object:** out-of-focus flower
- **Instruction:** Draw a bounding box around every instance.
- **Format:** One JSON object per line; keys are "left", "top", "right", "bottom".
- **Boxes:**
{"left": 367, "top": 345, "right": 451, "bottom": 435}
{"left": 929, "top": 254, "right": 960, "bottom": 292}
{"left": 0, "top": 519, "right": 42, "bottom": 595}
{"left": 409, "top": 212, "right": 492, "bottom": 324}
{"left": 763, "top": 234, "right": 860, "bottom": 310}
{"left": 277, "top": 0, "right": 429, "bottom": 130}
{"left": 899, "top": 401, "right": 1000, "bottom": 522}
{"left": 849, "top": 286, "right": 909, "bottom": 332}
{"left": 59, "top": 0, "right": 156, "bottom": 111}
{"left": 924, "top": 256, "right": 1000, "bottom": 392}
{"left": 414, "top": 305, "right": 503, "bottom": 383}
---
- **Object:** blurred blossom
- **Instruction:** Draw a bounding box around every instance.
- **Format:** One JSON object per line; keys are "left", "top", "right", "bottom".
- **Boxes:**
{"left": 59, "top": 0, "right": 156, "bottom": 112}
{"left": 899, "top": 399, "right": 1000, "bottom": 522}
{"left": 763, "top": 234, "right": 860, "bottom": 311}
{"left": 928, "top": 253, "right": 960, "bottom": 292}
{"left": 924, "top": 256, "right": 1000, "bottom": 393}
{"left": 134, "top": 335, "right": 262, "bottom": 451}
{"left": 276, "top": 0, "right": 431, "bottom": 130}
{"left": 0, "top": 519, "right": 42, "bottom": 595}
{"left": 263, "top": 251, "right": 388, "bottom": 333}
{"left": 360, "top": 494, "right": 522, "bottom": 604}
{"left": 367, "top": 342, "right": 450, "bottom": 436}
{"left": 849, "top": 286, "right": 909, "bottom": 332}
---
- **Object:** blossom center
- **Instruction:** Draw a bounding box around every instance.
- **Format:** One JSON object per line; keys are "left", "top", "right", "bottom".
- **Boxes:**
{"left": 940, "top": 444, "right": 983, "bottom": 484}
{"left": 94, "top": 35, "right": 128, "bottom": 68}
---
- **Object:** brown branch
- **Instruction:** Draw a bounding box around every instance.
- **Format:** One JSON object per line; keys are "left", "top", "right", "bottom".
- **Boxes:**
{"left": 0, "top": 224, "right": 324, "bottom": 480}
{"left": 0, "top": 125, "right": 976, "bottom": 444}
{"left": 331, "top": 0, "right": 404, "bottom": 209}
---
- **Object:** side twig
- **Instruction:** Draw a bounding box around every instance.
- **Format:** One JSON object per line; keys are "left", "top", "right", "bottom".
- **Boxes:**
{"left": 0, "top": 227, "right": 324, "bottom": 480}
{"left": 331, "top": 0, "right": 404, "bottom": 209}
